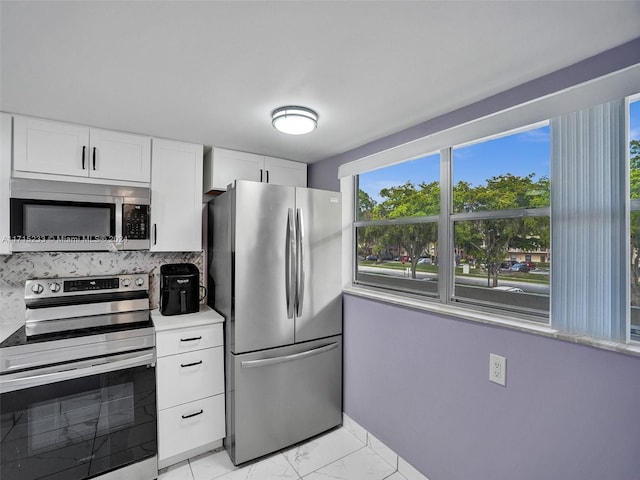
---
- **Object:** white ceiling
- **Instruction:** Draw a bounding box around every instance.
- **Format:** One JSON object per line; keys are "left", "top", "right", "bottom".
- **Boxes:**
{"left": 2, "top": 1, "right": 640, "bottom": 164}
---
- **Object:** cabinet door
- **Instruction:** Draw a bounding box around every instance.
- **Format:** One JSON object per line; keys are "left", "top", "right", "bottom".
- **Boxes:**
{"left": 156, "top": 324, "right": 223, "bottom": 356}
{"left": 89, "top": 128, "right": 150, "bottom": 183}
{"left": 13, "top": 116, "right": 89, "bottom": 177}
{"left": 205, "top": 148, "right": 262, "bottom": 191}
{"left": 263, "top": 156, "right": 307, "bottom": 187}
{"left": 151, "top": 139, "right": 203, "bottom": 252}
{"left": 157, "top": 347, "right": 224, "bottom": 410}
{"left": 158, "top": 394, "right": 225, "bottom": 463}
{"left": 0, "top": 114, "right": 11, "bottom": 254}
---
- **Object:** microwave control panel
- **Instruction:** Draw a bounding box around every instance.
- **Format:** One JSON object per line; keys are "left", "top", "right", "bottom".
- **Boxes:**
{"left": 123, "top": 204, "right": 149, "bottom": 240}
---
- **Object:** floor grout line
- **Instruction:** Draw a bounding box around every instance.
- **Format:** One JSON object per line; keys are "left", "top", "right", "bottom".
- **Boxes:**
{"left": 165, "top": 426, "right": 402, "bottom": 480}
{"left": 299, "top": 442, "right": 378, "bottom": 479}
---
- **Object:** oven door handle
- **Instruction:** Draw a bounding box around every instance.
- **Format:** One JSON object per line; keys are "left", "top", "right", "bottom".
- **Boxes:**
{"left": 0, "top": 350, "right": 155, "bottom": 394}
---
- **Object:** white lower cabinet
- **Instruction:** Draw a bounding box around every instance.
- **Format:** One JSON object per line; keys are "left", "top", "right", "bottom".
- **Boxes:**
{"left": 158, "top": 395, "right": 226, "bottom": 463}
{"left": 157, "top": 347, "right": 223, "bottom": 410}
{"left": 153, "top": 307, "right": 225, "bottom": 469}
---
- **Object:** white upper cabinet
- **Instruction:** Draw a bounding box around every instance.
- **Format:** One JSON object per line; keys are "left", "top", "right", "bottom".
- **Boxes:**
{"left": 205, "top": 148, "right": 262, "bottom": 190}
{"left": 85, "top": 128, "right": 151, "bottom": 182}
{"left": 151, "top": 138, "right": 203, "bottom": 252}
{"left": 263, "top": 155, "right": 307, "bottom": 187}
{"left": 0, "top": 113, "right": 11, "bottom": 255}
{"left": 13, "top": 116, "right": 151, "bottom": 184}
{"left": 203, "top": 147, "right": 307, "bottom": 192}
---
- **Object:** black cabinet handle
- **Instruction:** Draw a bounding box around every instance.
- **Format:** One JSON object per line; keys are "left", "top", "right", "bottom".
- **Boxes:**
{"left": 181, "top": 409, "right": 203, "bottom": 419}
{"left": 82, "top": 146, "right": 86, "bottom": 169}
{"left": 153, "top": 224, "right": 157, "bottom": 245}
{"left": 266, "top": 170, "right": 269, "bottom": 183}
{"left": 180, "top": 336, "right": 202, "bottom": 342}
{"left": 180, "top": 360, "right": 203, "bottom": 368}
{"left": 92, "top": 147, "right": 96, "bottom": 170}
{"left": 260, "top": 168, "right": 263, "bottom": 182}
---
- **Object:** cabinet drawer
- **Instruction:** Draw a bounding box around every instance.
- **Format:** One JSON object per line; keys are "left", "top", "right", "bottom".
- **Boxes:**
{"left": 156, "top": 323, "right": 223, "bottom": 356}
{"left": 158, "top": 395, "right": 225, "bottom": 462}
{"left": 157, "top": 347, "right": 224, "bottom": 410}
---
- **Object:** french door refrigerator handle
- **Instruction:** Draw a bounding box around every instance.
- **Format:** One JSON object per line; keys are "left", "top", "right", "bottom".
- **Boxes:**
{"left": 240, "top": 342, "right": 339, "bottom": 369}
{"left": 285, "top": 208, "right": 295, "bottom": 319}
{"left": 295, "top": 208, "right": 305, "bottom": 316}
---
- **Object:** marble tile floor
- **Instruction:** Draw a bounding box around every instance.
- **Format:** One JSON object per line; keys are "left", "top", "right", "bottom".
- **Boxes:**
{"left": 158, "top": 426, "right": 408, "bottom": 480}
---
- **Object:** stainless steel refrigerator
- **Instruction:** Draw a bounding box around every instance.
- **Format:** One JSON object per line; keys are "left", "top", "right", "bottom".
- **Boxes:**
{"left": 208, "top": 180, "right": 342, "bottom": 465}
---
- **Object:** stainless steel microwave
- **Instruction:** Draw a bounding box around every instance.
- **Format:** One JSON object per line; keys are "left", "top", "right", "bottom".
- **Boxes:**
{"left": 9, "top": 179, "right": 150, "bottom": 252}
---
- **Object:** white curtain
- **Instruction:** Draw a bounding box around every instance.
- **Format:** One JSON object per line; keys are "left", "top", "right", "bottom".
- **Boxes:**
{"left": 551, "top": 99, "right": 627, "bottom": 340}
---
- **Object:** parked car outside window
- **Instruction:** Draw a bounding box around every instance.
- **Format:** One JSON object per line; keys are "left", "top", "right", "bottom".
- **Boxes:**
{"left": 492, "top": 286, "right": 524, "bottom": 293}
{"left": 510, "top": 263, "right": 530, "bottom": 273}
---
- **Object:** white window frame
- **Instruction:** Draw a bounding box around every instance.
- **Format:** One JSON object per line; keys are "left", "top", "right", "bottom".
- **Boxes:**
{"left": 352, "top": 124, "right": 551, "bottom": 321}
{"left": 340, "top": 63, "right": 640, "bottom": 350}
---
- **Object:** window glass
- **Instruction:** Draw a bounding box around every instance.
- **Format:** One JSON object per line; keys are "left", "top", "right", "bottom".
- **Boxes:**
{"left": 451, "top": 124, "right": 550, "bottom": 318}
{"left": 453, "top": 217, "right": 550, "bottom": 315}
{"left": 629, "top": 97, "right": 640, "bottom": 338}
{"left": 357, "top": 154, "right": 440, "bottom": 221}
{"left": 356, "top": 224, "right": 438, "bottom": 296}
{"left": 356, "top": 153, "right": 440, "bottom": 295}
{"left": 453, "top": 124, "right": 550, "bottom": 212}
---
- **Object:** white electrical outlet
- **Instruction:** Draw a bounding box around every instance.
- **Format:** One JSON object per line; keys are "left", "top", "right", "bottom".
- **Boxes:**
{"left": 489, "top": 353, "right": 506, "bottom": 386}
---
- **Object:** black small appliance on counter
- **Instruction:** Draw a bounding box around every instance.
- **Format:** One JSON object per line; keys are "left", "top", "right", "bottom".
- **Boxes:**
{"left": 160, "top": 263, "right": 200, "bottom": 316}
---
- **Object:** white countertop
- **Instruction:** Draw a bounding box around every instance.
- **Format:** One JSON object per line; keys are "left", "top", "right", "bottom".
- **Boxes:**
{"left": 151, "top": 304, "right": 225, "bottom": 332}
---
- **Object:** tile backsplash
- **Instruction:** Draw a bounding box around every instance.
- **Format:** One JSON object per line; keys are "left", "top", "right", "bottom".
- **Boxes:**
{"left": 0, "top": 251, "right": 206, "bottom": 335}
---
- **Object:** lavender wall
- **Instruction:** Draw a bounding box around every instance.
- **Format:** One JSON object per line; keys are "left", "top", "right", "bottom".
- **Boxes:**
{"left": 343, "top": 295, "right": 640, "bottom": 480}
{"left": 307, "top": 38, "right": 640, "bottom": 479}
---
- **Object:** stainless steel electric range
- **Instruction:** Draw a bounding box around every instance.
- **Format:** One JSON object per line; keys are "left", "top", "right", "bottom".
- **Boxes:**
{"left": 0, "top": 274, "right": 158, "bottom": 480}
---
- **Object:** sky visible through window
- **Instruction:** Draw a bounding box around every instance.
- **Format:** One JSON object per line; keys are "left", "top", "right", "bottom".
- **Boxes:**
{"left": 453, "top": 125, "right": 550, "bottom": 187}
{"left": 359, "top": 125, "right": 551, "bottom": 203}
{"left": 360, "top": 103, "right": 640, "bottom": 204}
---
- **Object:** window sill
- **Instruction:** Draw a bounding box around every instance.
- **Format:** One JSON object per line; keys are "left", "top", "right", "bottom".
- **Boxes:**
{"left": 343, "top": 285, "right": 640, "bottom": 358}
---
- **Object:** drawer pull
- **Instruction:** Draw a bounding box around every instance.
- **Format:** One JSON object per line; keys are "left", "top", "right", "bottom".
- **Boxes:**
{"left": 181, "top": 409, "right": 204, "bottom": 419}
{"left": 180, "top": 336, "right": 202, "bottom": 342}
{"left": 180, "top": 360, "right": 203, "bottom": 368}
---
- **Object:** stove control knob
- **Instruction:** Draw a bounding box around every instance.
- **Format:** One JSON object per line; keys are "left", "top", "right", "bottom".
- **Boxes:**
{"left": 31, "top": 283, "right": 44, "bottom": 295}
{"left": 135, "top": 277, "right": 145, "bottom": 287}
{"left": 49, "top": 282, "right": 61, "bottom": 293}
{"left": 121, "top": 278, "right": 131, "bottom": 287}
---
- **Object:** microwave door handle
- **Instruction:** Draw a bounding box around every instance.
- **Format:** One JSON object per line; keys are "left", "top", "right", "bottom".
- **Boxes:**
{"left": 115, "top": 199, "right": 123, "bottom": 243}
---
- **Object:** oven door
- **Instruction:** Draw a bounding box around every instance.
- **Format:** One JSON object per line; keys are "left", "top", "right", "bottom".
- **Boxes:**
{"left": 0, "top": 350, "right": 157, "bottom": 480}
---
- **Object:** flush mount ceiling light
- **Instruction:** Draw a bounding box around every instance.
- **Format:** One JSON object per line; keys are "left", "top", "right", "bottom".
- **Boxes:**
{"left": 271, "top": 106, "right": 318, "bottom": 135}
